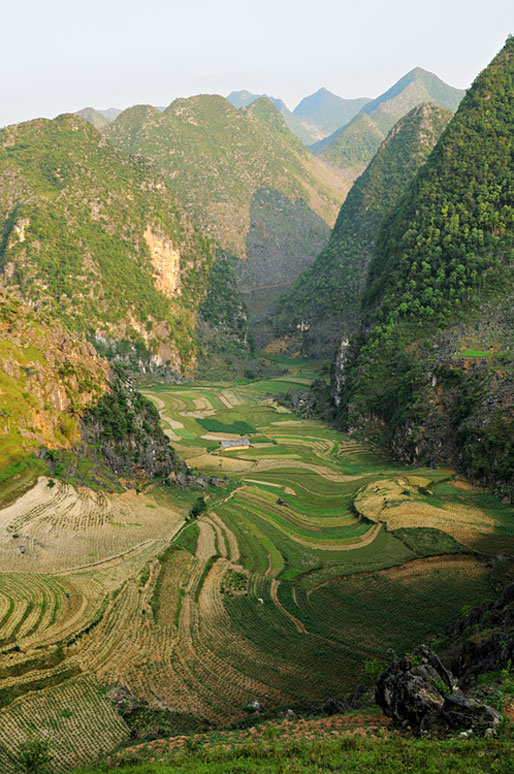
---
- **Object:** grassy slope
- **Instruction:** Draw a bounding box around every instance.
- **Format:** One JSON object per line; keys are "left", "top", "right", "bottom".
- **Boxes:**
{"left": 75, "top": 732, "right": 514, "bottom": 774}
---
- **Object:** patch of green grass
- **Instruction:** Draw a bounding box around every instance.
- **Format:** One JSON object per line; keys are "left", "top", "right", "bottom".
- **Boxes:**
{"left": 458, "top": 348, "right": 495, "bottom": 357}
{"left": 197, "top": 417, "right": 256, "bottom": 435}
{"left": 392, "top": 527, "right": 467, "bottom": 556}
{"left": 0, "top": 456, "right": 48, "bottom": 508}
{"left": 174, "top": 523, "right": 200, "bottom": 555}
{"left": 74, "top": 733, "right": 514, "bottom": 773}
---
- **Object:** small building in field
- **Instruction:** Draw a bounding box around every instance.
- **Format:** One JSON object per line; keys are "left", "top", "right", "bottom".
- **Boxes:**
{"left": 219, "top": 438, "right": 251, "bottom": 452}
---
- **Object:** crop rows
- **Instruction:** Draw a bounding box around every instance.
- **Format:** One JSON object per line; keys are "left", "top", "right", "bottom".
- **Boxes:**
{"left": 0, "top": 573, "right": 71, "bottom": 646}
{"left": 0, "top": 675, "right": 128, "bottom": 774}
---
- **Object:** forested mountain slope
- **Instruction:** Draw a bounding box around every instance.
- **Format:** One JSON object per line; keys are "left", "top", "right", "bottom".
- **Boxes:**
{"left": 335, "top": 38, "right": 514, "bottom": 499}
{"left": 0, "top": 113, "right": 248, "bottom": 374}
{"left": 274, "top": 103, "right": 452, "bottom": 357}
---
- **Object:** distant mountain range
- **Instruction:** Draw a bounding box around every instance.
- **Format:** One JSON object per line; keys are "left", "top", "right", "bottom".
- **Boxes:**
{"left": 227, "top": 90, "right": 316, "bottom": 145}
{"left": 227, "top": 88, "right": 371, "bottom": 144}
{"left": 292, "top": 88, "right": 371, "bottom": 141}
{"left": 78, "top": 66, "right": 464, "bottom": 158}
{"left": 313, "top": 68, "right": 465, "bottom": 176}
{"left": 72, "top": 66, "right": 465, "bottom": 341}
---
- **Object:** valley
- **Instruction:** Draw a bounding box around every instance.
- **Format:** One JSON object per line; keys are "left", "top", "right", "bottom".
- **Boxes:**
{"left": 0, "top": 23, "right": 513, "bottom": 774}
{"left": 0, "top": 358, "right": 512, "bottom": 772}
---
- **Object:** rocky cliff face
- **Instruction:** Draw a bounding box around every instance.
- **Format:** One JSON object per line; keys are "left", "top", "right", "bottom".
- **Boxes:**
{"left": 0, "top": 287, "right": 190, "bottom": 490}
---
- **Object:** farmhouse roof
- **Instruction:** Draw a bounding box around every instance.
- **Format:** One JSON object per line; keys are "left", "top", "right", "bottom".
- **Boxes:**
{"left": 220, "top": 438, "right": 251, "bottom": 448}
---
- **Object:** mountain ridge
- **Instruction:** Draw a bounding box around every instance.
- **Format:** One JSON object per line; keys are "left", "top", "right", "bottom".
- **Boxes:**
{"left": 313, "top": 67, "right": 465, "bottom": 179}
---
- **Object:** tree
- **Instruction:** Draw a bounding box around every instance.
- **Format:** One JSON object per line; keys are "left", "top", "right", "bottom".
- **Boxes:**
{"left": 15, "top": 738, "right": 53, "bottom": 774}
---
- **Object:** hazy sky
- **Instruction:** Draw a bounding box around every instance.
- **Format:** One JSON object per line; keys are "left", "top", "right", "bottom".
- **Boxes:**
{"left": 1, "top": 0, "right": 512, "bottom": 127}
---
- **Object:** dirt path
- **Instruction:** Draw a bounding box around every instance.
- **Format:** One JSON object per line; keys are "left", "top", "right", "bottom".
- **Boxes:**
{"left": 244, "top": 479, "right": 296, "bottom": 496}
{"left": 195, "top": 521, "right": 217, "bottom": 561}
{"left": 270, "top": 580, "right": 306, "bottom": 633}
{"left": 210, "top": 512, "right": 240, "bottom": 564}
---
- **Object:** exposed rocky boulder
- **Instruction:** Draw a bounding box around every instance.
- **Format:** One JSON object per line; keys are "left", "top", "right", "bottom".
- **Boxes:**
{"left": 375, "top": 645, "right": 501, "bottom": 733}
{"left": 376, "top": 646, "right": 455, "bottom": 730}
{"left": 442, "top": 693, "right": 501, "bottom": 732}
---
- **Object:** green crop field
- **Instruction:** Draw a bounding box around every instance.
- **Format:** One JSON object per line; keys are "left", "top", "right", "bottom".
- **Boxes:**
{"left": 0, "top": 365, "right": 511, "bottom": 772}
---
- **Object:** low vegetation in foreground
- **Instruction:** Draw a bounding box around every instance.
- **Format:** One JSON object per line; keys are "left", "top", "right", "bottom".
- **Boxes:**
{"left": 74, "top": 727, "right": 514, "bottom": 774}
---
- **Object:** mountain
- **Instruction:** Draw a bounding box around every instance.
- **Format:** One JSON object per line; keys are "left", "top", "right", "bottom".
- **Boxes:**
{"left": 75, "top": 107, "right": 121, "bottom": 126}
{"left": 75, "top": 107, "right": 111, "bottom": 129}
{"left": 0, "top": 113, "right": 248, "bottom": 375}
{"left": 292, "top": 87, "right": 371, "bottom": 141}
{"left": 274, "top": 103, "right": 452, "bottom": 357}
{"left": 313, "top": 67, "right": 465, "bottom": 179}
{"left": 227, "top": 90, "right": 315, "bottom": 144}
{"left": 360, "top": 67, "right": 464, "bottom": 131}
{"left": 227, "top": 90, "right": 262, "bottom": 109}
{"left": 97, "top": 107, "right": 122, "bottom": 121}
{"left": 335, "top": 38, "right": 514, "bottom": 499}
{"left": 313, "top": 112, "right": 386, "bottom": 175}
{"left": 107, "top": 95, "right": 350, "bottom": 338}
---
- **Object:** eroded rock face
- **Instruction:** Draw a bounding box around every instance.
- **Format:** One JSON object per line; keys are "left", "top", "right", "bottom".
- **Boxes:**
{"left": 375, "top": 645, "right": 500, "bottom": 733}
{"left": 144, "top": 228, "right": 182, "bottom": 297}
{"left": 375, "top": 646, "right": 454, "bottom": 728}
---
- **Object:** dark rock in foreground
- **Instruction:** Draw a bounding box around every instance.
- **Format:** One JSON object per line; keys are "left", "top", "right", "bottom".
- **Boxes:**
{"left": 376, "top": 645, "right": 500, "bottom": 733}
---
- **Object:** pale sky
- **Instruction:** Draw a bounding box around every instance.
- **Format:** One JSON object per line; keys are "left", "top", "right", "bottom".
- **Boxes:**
{"left": 1, "top": 0, "right": 512, "bottom": 127}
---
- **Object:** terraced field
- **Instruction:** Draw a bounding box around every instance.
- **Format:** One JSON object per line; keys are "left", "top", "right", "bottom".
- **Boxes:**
{"left": 0, "top": 359, "right": 513, "bottom": 771}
